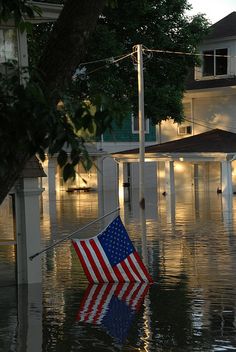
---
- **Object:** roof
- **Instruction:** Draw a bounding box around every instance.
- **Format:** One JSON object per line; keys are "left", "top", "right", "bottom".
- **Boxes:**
{"left": 28, "top": 1, "right": 62, "bottom": 23}
{"left": 186, "top": 75, "right": 236, "bottom": 90}
{"left": 186, "top": 12, "right": 236, "bottom": 91}
{"left": 114, "top": 129, "right": 236, "bottom": 155}
{"left": 21, "top": 156, "right": 46, "bottom": 178}
{"left": 206, "top": 12, "right": 236, "bottom": 40}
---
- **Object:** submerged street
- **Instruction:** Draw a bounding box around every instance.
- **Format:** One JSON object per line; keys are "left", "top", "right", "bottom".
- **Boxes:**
{"left": 1, "top": 187, "right": 236, "bottom": 351}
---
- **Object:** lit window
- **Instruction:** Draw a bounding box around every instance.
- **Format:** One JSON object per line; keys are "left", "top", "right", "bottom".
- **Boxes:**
{"left": 131, "top": 114, "right": 149, "bottom": 134}
{"left": 202, "top": 48, "right": 228, "bottom": 77}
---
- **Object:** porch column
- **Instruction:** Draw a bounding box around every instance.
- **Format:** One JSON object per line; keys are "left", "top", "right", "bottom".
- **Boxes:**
{"left": 97, "top": 156, "right": 104, "bottom": 194}
{"left": 17, "top": 283, "right": 42, "bottom": 352}
{"left": 165, "top": 161, "right": 175, "bottom": 195}
{"left": 97, "top": 156, "right": 105, "bottom": 220}
{"left": 42, "top": 156, "right": 57, "bottom": 194}
{"left": 118, "top": 162, "right": 125, "bottom": 206}
{"left": 193, "top": 164, "right": 199, "bottom": 191}
{"left": 48, "top": 157, "right": 57, "bottom": 194}
{"left": 15, "top": 178, "right": 44, "bottom": 284}
{"left": 221, "top": 161, "right": 233, "bottom": 195}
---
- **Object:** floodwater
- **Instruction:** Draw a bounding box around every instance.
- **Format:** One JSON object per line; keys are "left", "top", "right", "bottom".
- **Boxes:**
{"left": 1, "top": 187, "right": 236, "bottom": 351}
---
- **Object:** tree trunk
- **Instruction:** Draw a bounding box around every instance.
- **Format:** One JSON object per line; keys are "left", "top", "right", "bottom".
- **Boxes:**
{"left": 0, "top": 0, "right": 105, "bottom": 204}
{"left": 38, "top": 0, "right": 106, "bottom": 89}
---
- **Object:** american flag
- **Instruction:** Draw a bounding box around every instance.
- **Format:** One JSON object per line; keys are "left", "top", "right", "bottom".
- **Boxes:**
{"left": 72, "top": 215, "right": 153, "bottom": 283}
{"left": 77, "top": 282, "right": 150, "bottom": 344}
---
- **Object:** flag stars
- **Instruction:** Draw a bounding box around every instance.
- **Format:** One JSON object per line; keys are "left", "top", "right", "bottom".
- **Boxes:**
{"left": 99, "top": 217, "right": 135, "bottom": 266}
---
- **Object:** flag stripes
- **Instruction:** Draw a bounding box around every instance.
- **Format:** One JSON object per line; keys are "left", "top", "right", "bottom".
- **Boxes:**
{"left": 72, "top": 216, "right": 153, "bottom": 283}
{"left": 77, "top": 283, "right": 149, "bottom": 324}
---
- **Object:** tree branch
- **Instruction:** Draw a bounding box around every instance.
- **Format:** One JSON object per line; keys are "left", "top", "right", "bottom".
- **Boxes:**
{"left": 38, "top": 0, "right": 106, "bottom": 89}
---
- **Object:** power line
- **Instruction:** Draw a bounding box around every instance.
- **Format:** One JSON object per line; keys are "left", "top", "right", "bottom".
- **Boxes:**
{"left": 79, "top": 52, "right": 133, "bottom": 67}
{"left": 75, "top": 45, "right": 236, "bottom": 79}
{"left": 184, "top": 117, "right": 236, "bottom": 132}
{"left": 184, "top": 118, "right": 212, "bottom": 130}
{"left": 145, "top": 48, "right": 236, "bottom": 59}
{"left": 86, "top": 52, "right": 134, "bottom": 75}
{"left": 76, "top": 45, "right": 236, "bottom": 77}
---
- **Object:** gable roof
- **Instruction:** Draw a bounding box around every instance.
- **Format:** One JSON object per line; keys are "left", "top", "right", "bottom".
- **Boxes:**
{"left": 115, "top": 129, "right": 236, "bottom": 155}
{"left": 206, "top": 12, "right": 236, "bottom": 40}
{"left": 186, "top": 12, "right": 236, "bottom": 90}
{"left": 21, "top": 156, "right": 46, "bottom": 178}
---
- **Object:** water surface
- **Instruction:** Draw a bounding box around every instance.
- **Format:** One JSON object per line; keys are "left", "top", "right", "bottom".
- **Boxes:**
{"left": 1, "top": 189, "right": 236, "bottom": 351}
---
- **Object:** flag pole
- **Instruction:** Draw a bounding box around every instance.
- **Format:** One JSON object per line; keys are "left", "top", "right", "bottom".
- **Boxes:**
{"left": 134, "top": 44, "right": 148, "bottom": 266}
{"left": 29, "top": 207, "right": 120, "bottom": 260}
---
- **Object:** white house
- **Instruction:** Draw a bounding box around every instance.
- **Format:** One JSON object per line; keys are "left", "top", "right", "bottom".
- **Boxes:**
{"left": 146, "top": 12, "right": 236, "bottom": 195}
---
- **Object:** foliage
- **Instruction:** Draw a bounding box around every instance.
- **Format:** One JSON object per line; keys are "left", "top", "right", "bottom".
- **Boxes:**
{"left": 0, "top": 0, "right": 210, "bottom": 203}
{"left": 0, "top": 64, "right": 122, "bottom": 182}
{"left": 0, "top": 0, "right": 41, "bottom": 32}
{"left": 27, "top": 1, "right": 209, "bottom": 126}
{"left": 78, "top": 0, "right": 210, "bottom": 124}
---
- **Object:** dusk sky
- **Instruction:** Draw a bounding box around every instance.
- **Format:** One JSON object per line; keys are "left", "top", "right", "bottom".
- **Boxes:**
{"left": 188, "top": 0, "right": 235, "bottom": 23}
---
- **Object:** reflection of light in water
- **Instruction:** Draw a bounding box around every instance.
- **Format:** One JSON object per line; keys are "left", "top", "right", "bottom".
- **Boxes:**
{"left": 191, "top": 290, "right": 205, "bottom": 335}
{"left": 142, "top": 296, "right": 152, "bottom": 352}
{"left": 3, "top": 177, "right": 236, "bottom": 351}
{"left": 0, "top": 245, "right": 16, "bottom": 263}
{"left": 77, "top": 283, "right": 150, "bottom": 346}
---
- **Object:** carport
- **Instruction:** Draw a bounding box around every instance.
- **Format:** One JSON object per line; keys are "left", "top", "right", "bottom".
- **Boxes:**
{"left": 112, "top": 129, "right": 236, "bottom": 196}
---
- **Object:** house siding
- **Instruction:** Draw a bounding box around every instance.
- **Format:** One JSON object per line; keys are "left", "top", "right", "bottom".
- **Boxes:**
{"left": 102, "top": 115, "right": 156, "bottom": 143}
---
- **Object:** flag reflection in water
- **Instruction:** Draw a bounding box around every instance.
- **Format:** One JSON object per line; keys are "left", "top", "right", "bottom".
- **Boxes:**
{"left": 77, "top": 282, "right": 150, "bottom": 345}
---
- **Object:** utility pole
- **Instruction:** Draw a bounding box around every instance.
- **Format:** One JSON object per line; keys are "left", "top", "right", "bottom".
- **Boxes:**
{"left": 134, "top": 44, "right": 145, "bottom": 209}
{"left": 133, "top": 44, "right": 147, "bottom": 265}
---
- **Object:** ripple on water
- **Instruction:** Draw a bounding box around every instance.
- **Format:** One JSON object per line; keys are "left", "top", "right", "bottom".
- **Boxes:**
{"left": 1, "top": 190, "right": 236, "bottom": 351}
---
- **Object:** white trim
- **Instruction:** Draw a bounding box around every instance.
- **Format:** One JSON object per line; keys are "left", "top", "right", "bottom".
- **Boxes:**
{"left": 195, "top": 46, "right": 231, "bottom": 81}
{"left": 131, "top": 114, "right": 150, "bottom": 134}
{"left": 185, "top": 86, "right": 236, "bottom": 99}
{"left": 177, "top": 125, "right": 192, "bottom": 136}
{"left": 27, "top": 1, "right": 62, "bottom": 22}
{"left": 113, "top": 152, "right": 236, "bottom": 163}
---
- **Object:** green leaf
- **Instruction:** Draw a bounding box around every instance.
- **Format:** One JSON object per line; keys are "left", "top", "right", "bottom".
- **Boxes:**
{"left": 57, "top": 149, "right": 68, "bottom": 167}
{"left": 63, "top": 163, "right": 75, "bottom": 181}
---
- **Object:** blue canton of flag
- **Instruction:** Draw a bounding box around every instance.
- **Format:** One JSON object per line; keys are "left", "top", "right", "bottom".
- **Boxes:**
{"left": 98, "top": 216, "right": 135, "bottom": 266}
{"left": 77, "top": 283, "right": 150, "bottom": 345}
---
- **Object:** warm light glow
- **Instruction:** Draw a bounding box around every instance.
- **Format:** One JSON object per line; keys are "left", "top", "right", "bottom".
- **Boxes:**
{"left": 118, "top": 180, "right": 124, "bottom": 204}
{"left": 174, "top": 162, "right": 185, "bottom": 172}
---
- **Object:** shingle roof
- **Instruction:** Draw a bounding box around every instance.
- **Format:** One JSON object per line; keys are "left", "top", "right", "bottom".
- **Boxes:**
{"left": 21, "top": 156, "right": 46, "bottom": 178}
{"left": 115, "top": 129, "right": 236, "bottom": 155}
{"left": 186, "top": 75, "right": 236, "bottom": 90}
{"left": 206, "top": 12, "right": 236, "bottom": 40}
{"left": 186, "top": 12, "right": 236, "bottom": 90}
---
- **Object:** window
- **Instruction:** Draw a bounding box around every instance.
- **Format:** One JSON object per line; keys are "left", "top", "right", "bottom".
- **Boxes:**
{"left": 202, "top": 48, "right": 228, "bottom": 77}
{"left": 131, "top": 114, "right": 149, "bottom": 134}
{"left": 0, "top": 28, "right": 18, "bottom": 75}
{"left": 177, "top": 125, "right": 192, "bottom": 135}
{"left": 0, "top": 28, "right": 18, "bottom": 63}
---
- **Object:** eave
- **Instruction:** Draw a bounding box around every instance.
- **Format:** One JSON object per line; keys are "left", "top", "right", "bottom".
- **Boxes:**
{"left": 28, "top": 1, "right": 63, "bottom": 23}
